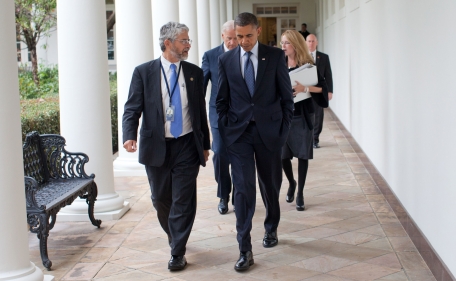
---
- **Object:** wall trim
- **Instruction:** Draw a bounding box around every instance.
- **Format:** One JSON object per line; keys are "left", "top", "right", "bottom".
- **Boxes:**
{"left": 328, "top": 108, "right": 455, "bottom": 281}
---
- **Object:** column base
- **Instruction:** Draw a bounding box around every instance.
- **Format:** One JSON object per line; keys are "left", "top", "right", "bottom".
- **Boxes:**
{"left": 57, "top": 201, "right": 130, "bottom": 221}
{"left": 0, "top": 263, "right": 54, "bottom": 281}
{"left": 113, "top": 155, "right": 146, "bottom": 177}
{"left": 59, "top": 193, "right": 130, "bottom": 221}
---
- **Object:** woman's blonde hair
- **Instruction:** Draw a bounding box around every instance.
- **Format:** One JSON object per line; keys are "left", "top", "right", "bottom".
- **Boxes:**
{"left": 281, "top": 30, "right": 314, "bottom": 66}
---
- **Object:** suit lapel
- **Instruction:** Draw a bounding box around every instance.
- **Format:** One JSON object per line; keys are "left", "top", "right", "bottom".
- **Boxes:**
{"left": 148, "top": 59, "right": 164, "bottom": 119}
{"left": 217, "top": 44, "right": 224, "bottom": 56}
{"left": 254, "top": 43, "right": 268, "bottom": 96}
{"left": 182, "top": 62, "right": 194, "bottom": 120}
{"left": 230, "top": 46, "right": 251, "bottom": 99}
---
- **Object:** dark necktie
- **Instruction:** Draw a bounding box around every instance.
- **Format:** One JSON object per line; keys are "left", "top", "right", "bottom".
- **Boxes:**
{"left": 244, "top": 51, "right": 255, "bottom": 97}
{"left": 170, "top": 64, "right": 182, "bottom": 138}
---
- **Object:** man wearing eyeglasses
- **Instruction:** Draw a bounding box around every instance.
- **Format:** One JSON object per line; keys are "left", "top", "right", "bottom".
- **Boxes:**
{"left": 122, "top": 21, "right": 210, "bottom": 271}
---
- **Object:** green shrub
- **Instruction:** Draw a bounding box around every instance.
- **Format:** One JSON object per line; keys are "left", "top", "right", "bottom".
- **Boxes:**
{"left": 20, "top": 73, "right": 119, "bottom": 154}
{"left": 18, "top": 64, "right": 59, "bottom": 99}
{"left": 110, "top": 74, "right": 118, "bottom": 153}
{"left": 21, "top": 97, "right": 60, "bottom": 140}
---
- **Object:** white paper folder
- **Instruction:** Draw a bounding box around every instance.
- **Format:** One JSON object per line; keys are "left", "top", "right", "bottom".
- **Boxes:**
{"left": 289, "top": 64, "right": 318, "bottom": 103}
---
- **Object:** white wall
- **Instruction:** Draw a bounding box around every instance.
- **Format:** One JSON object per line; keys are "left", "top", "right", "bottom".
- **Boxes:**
{"left": 322, "top": 0, "right": 456, "bottom": 275}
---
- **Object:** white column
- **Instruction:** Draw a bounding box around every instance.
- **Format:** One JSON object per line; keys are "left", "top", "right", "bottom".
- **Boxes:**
{"left": 179, "top": 0, "right": 199, "bottom": 65}
{"left": 152, "top": 0, "right": 179, "bottom": 59}
{"left": 219, "top": 0, "right": 227, "bottom": 28}
{"left": 197, "top": 0, "right": 211, "bottom": 65}
{"left": 226, "top": 0, "right": 233, "bottom": 20}
{"left": 210, "top": 0, "right": 221, "bottom": 48}
{"left": 113, "top": 0, "right": 153, "bottom": 177}
{"left": 57, "top": 0, "right": 129, "bottom": 221}
{"left": 0, "top": 1, "right": 53, "bottom": 280}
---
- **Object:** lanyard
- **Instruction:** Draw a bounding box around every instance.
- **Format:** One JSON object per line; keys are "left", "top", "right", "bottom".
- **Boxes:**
{"left": 160, "top": 61, "right": 182, "bottom": 106}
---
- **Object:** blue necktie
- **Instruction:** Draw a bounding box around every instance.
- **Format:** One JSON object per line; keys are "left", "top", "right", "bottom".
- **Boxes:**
{"left": 244, "top": 51, "right": 255, "bottom": 97}
{"left": 170, "top": 64, "right": 182, "bottom": 138}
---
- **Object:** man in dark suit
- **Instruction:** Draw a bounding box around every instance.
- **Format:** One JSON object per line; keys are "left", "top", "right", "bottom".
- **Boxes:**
{"left": 122, "top": 22, "right": 210, "bottom": 271}
{"left": 306, "top": 34, "right": 333, "bottom": 148}
{"left": 217, "top": 12, "right": 294, "bottom": 271}
{"left": 299, "top": 23, "right": 310, "bottom": 40}
{"left": 202, "top": 20, "right": 238, "bottom": 215}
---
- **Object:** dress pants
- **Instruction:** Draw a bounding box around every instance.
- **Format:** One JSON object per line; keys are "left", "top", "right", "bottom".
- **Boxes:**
{"left": 145, "top": 133, "right": 200, "bottom": 256}
{"left": 227, "top": 122, "right": 282, "bottom": 252}
{"left": 210, "top": 126, "right": 232, "bottom": 199}
{"left": 313, "top": 99, "right": 324, "bottom": 143}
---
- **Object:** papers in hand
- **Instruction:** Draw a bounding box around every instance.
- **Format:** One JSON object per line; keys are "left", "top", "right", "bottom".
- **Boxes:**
{"left": 289, "top": 64, "right": 318, "bottom": 103}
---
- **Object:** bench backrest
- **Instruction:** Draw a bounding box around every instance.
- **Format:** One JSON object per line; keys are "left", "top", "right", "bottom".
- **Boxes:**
{"left": 23, "top": 132, "right": 67, "bottom": 183}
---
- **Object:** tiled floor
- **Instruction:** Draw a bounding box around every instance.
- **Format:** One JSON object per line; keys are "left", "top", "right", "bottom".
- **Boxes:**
{"left": 29, "top": 109, "right": 436, "bottom": 280}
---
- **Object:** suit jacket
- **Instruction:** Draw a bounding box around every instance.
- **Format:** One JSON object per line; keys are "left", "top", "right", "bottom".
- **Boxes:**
{"left": 122, "top": 58, "right": 210, "bottom": 167}
{"left": 216, "top": 43, "right": 294, "bottom": 151}
{"left": 202, "top": 43, "right": 224, "bottom": 128}
{"left": 316, "top": 51, "right": 333, "bottom": 93}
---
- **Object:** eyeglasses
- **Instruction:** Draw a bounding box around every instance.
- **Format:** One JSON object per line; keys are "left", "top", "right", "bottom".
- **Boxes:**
{"left": 280, "top": 41, "right": 291, "bottom": 45}
{"left": 175, "top": 39, "right": 193, "bottom": 45}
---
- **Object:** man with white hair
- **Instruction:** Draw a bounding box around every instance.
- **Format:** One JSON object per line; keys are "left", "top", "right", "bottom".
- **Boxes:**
{"left": 122, "top": 21, "right": 210, "bottom": 271}
{"left": 202, "top": 20, "right": 238, "bottom": 215}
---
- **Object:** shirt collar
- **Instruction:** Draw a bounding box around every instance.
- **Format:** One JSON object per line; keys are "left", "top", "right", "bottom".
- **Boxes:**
{"left": 223, "top": 44, "right": 229, "bottom": 52}
{"left": 160, "top": 54, "right": 181, "bottom": 70}
{"left": 240, "top": 40, "right": 259, "bottom": 58}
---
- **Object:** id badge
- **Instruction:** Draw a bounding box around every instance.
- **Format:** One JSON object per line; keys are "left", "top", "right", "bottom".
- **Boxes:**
{"left": 166, "top": 105, "right": 175, "bottom": 121}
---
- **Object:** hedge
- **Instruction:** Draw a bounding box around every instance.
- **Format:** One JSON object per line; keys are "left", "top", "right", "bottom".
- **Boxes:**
{"left": 21, "top": 91, "right": 119, "bottom": 154}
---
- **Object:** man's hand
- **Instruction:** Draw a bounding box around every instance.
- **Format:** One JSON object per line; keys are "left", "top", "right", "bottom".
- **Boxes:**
{"left": 328, "top": 92, "right": 333, "bottom": 101}
{"left": 123, "top": 140, "right": 137, "bottom": 152}
{"left": 203, "top": 150, "right": 210, "bottom": 162}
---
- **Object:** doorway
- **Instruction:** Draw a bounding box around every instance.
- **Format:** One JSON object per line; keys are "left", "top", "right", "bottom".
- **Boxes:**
{"left": 257, "top": 17, "right": 277, "bottom": 46}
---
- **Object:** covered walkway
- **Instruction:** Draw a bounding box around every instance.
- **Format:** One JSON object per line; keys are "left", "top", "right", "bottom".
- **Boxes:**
{"left": 28, "top": 109, "right": 435, "bottom": 280}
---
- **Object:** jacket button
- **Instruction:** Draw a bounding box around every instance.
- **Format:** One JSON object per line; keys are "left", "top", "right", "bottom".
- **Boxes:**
{"left": 251, "top": 103, "right": 254, "bottom": 106}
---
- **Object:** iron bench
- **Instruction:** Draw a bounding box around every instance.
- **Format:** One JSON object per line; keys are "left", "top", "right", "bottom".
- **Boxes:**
{"left": 22, "top": 131, "right": 102, "bottom": 270}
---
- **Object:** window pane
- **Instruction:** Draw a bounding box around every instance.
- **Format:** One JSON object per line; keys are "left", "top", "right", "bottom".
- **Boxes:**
{"left": 289, "top": 6, "right": 297, "bottom": 14}
{"left": 257, "top": 7, "right": 264, "bottom": 14}
{"left": 281, "top": 7, "right": 289, "bottom": 14}
{"left": 273, "top": 7, "right": 280, "bottom": 14}
{"left": 289, "top": 19, "right": 296, "bottom": 29}
{"left": 265, "top": 7, "right": 272, "bottom": 14}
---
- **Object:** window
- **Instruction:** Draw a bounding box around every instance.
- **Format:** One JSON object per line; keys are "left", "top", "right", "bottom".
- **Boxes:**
{"left": 106, "top": 11, "right": 114, "bottom": 60}
{"left": 254, "top": 5, "right": 298, "bottom": 16}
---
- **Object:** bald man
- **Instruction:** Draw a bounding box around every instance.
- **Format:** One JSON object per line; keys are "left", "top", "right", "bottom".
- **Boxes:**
{"left": 306, "top": 34, "right": 333, "bottom": 148}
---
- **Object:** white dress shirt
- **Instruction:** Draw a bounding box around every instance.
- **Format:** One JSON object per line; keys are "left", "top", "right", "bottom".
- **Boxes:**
{"left": 310, "top": 50, "right": 317, "bottom": 63}
{"left": 240, "top": 41, "right": 259, "bottom": 79}
{"left": 160, "top": 55, "right": 192, "bottom": 138}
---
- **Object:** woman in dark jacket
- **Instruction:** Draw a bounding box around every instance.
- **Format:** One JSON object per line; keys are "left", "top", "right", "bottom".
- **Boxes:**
{"left": 280, "top": 30, "right": 328, "bottom": 211}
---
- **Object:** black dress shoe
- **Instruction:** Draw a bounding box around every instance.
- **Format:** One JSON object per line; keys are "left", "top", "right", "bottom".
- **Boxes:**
{"left": 286, "top": 180, "right": 297, "bottom": 203}
{"left": 234, "top": 251, "right": 254, "bottom": 271}
{"left": 218, "top": 197, "right": 229, "bottom": 214}
{"left": 313, "top": 142, "right": 320, "bottom": 148}
{"left": 296, "top": 193, "right": 305, "bottom": 211}
{"left": 263, "top": 231, "right": 278, "bottom": 248}
{"left": 168, "top": 255, "right": 187, "bottom": 271}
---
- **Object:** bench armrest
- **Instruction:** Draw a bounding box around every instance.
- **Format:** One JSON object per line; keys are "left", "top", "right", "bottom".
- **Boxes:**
{"left": 24, "top": 176, "right": 46, "bottom": 210}
{"left": 60, "top": 149, "right": 95, "bottom": 179}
